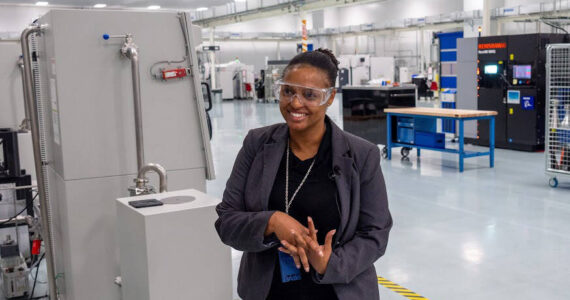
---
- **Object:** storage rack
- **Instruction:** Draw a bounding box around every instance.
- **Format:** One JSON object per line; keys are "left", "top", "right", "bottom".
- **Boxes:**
{"left": 545, "top": 44, "right": 570, "bottom": 188}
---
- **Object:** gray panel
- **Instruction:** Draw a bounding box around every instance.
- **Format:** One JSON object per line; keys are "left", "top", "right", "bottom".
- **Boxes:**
{"left": 457, "top": 38, "right": 478, "bottom": 139}
{"left": 38, "top": 10, "right": 208, "bottom": 180}
{"left": 0, "top": 41, "right": 25, "bottom": 129}
{"left": 457, "top": 37, "right": 478, "bottom": 62}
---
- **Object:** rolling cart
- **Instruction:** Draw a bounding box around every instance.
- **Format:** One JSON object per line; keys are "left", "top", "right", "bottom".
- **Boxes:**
{"left": 545, "top": 44, "right": 570, "bottom": 188}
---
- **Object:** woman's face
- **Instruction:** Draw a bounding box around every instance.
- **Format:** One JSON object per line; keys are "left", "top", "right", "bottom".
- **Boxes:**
{"left": 279, "top": 65, "right": 336, "bottom": 133}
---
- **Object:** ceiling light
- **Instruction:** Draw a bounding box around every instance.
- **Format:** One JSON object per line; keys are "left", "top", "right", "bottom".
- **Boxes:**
{"left": 35, "top": 1, "right": 49, "bottom": 6}
{"left": 147, "top": 5, "right": 161, "bottom": 10}
{"left": 93, "top": 3, "right": 106, "bottom": 8}
{"left": 196, "top": 7, "right": 208, "bottom": 11}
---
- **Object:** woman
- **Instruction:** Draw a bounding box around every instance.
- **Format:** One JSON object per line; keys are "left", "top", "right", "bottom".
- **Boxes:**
{"left": 215, "top": 48, "right": 392, "bottom": 300}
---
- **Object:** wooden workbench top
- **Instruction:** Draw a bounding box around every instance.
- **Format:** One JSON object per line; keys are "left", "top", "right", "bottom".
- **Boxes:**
{"left": 384, "top": 107, "right": 498, "bottom": 118}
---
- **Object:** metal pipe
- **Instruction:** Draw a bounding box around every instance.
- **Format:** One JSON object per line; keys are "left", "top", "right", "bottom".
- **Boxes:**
{"left": 17, "top": 57, "right": 31, "bottom": 132}
{"left": 136, "top": 163, "right": 167, "bottom": 193}
{"left": 21, "top": 24, "right": 58, "bottom": 300}
{"left": 0, "top": 185, "right": 37, "bottom": 191}
{"left": 0, "top": 216, "right": 28, "bottom": 225}
{"left": 121, "top": 35, "right": 145, "bottom": 171}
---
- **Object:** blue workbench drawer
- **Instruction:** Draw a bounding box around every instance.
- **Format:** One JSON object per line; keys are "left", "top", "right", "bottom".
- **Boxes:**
{"left": 397, "top": 117, "right": 415, "bottom": 128}
{"left": 415, "top": 131, "right": 445, "bottom": 148}
{"left": 397, "top": 127, "right": 414, "bottom": 144}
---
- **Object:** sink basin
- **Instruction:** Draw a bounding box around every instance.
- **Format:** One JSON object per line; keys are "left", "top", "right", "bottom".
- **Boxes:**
{"left": 161, "top": 195, "right": 195, "bottom": 205}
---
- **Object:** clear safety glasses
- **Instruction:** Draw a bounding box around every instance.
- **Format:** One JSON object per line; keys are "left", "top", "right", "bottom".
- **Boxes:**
{"left": 273, "top": 80, "right": 334, "bottom": 107}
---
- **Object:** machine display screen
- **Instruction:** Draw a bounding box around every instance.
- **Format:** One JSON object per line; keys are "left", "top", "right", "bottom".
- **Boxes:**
{"left": 484, "top": 64, "right": 498, "bottom": 74}
{"left": 513, "top": 65, "right": 532, "bottom": 79}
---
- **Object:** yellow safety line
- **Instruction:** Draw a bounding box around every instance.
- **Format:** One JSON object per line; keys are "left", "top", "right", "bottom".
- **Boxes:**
{"left": 377, "top": 276, "right": 429, "bottom": 300}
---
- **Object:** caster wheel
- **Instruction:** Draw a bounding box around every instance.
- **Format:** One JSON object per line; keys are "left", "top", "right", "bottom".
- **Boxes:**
{"left": 401, "top": 147, "right": 410, "bottom": 158}
{"left": 549, "top": 177, "right": 558, "bottom": 188}
{"left": 381, "top": 147, "right": 388, "bottom": 159}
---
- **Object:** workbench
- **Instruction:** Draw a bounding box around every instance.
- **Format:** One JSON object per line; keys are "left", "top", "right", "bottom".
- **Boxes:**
{"left": 384, "top": 107, "right": 497, "bottom": 172}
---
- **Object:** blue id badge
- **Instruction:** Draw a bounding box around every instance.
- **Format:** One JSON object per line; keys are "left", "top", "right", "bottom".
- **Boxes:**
{"left": 278, "top": 251, "right": 301, "bottom": 283}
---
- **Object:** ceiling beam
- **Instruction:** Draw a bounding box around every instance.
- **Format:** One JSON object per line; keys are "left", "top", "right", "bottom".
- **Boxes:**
{"left": 194, "top": 0, "right": 383, "bottom": 28}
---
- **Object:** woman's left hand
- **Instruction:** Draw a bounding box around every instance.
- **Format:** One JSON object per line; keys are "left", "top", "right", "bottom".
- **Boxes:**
{"left": 279, "top": 217, "right": 336, "bottom": 275}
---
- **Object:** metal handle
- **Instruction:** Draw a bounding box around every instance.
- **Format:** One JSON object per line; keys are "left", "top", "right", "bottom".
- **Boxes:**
{"left": 390, "top": 93, "right": 416, "bottom": 98}
{"left": 201, "top": 82, "right": 213, "bottom": 112}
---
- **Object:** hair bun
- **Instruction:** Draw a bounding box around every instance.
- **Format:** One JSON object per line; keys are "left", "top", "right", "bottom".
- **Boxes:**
{"left": 315, "top": 48, "right": 339, "bottom": 69}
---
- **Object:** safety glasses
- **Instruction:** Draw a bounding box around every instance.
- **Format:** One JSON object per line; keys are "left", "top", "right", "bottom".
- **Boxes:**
{"left": 273, "top": 80, "right": 334, "bottom": 107}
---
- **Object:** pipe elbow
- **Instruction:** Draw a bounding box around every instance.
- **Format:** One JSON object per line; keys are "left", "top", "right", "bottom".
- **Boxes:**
{"left": 138, "top": 163, "right": 168, "bottom": 193}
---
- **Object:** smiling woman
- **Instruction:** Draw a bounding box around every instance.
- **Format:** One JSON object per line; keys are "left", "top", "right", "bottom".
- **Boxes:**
{"left": 215, "top": 48, "right": 392, "bottom": 300}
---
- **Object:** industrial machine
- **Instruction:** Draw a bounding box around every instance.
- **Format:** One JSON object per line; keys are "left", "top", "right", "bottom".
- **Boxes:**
{"left": 217, "top": 60, "right": 254, "bottom": 100}
{"left": 0, "top": 235, "right": 29, "bottom": 298}
{"left": 263, "top": 59, "right": 289, "bottom": 102}
{"left": 476, "top": 34, "right": 568, "bottom": 151}
{"left": 341, "top": 85, "right": 417, "bottom": 156}
{"left": 0, "top": 130, "right": 35, "bottom": 262}
{"left": 338, "top": 55, "right": 371, "bottom": 86}
{"left": 20, "top": 9, "right": 220, "bottom": 300}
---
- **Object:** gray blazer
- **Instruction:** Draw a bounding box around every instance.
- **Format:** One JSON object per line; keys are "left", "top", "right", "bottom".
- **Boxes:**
{"left": 215, "top": 118, "right": 392, "bottom": 300}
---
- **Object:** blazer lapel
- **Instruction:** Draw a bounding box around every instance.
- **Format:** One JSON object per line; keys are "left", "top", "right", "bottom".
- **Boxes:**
{"left": 330, "top": 119, "right": 353, "bottom": 242}
{"left": 259, "top": 126, "right": 288, "bottom": 210}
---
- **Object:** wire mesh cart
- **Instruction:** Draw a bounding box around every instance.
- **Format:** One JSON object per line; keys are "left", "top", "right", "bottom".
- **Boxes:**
{"left": 546, "top": 44, "right": 570, "bottom": 188}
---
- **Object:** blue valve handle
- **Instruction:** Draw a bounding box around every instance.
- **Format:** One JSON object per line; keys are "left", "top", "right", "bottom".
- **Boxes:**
{"left": 102, "top": 34, "right": 110, "bottom": 40}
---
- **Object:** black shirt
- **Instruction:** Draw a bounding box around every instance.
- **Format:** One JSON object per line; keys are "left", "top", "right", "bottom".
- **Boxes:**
{"left": 266, "top": 120, "right": 340, "bottom": 300}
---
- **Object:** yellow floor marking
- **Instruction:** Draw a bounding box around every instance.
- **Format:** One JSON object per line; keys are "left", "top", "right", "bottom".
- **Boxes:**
{"left": 377, "top": 276, "right": 429, "bottom": 300}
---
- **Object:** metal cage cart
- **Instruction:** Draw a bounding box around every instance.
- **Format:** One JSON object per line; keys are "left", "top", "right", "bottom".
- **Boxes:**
{"left": 546, "top": 44, "right": 570, "bottom": 188}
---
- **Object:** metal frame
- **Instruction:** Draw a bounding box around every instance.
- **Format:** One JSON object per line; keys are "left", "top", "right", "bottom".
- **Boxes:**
{"left": 545, "top": 44, "right": 570, "bottom": 188}
{"left": 386, "top": 113, "right": 495, "bottom": 172}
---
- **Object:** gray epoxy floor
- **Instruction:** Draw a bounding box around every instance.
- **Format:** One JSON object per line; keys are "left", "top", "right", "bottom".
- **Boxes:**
{"left": 207, "top": 99, "right": 570, "bottom": 300}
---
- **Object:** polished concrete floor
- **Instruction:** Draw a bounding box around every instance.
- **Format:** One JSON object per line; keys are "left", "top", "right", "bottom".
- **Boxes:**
{"left": 207, "top": 99, "right": 570, "bottom": 300}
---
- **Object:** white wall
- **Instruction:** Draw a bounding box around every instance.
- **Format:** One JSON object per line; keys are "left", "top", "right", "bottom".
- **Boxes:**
{"left": 0, "top": 5, "right": 50, "bottom": 38}
{"left": 216, "top": 13, "right": 308, "bottom": 33}
{"left": 323, "top": 0, "right": 463, "bottom": 28}
{"left": 215, "top": 40, "right": 298, "bottom": 71}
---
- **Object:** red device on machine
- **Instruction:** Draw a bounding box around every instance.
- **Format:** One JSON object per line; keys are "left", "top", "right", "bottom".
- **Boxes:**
{"left": 161, "top": 68, "right": 187, "bottom": 80}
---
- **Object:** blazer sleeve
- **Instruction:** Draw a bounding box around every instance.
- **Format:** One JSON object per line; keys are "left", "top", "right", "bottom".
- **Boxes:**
{"left": 214, "top": 130, "right": 278, "bottom": 252}
{"left": 315, "top": 146, "right": 392, "bottom": 284}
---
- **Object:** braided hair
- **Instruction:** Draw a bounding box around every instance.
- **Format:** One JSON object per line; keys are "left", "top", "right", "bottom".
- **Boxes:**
{"left": 283, "top": 48, "right": 340, "bottom": 87}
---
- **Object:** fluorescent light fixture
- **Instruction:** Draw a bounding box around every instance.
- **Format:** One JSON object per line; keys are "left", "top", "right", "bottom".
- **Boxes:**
{"left": 35, "top": 1, "right": 49, "bottom": 6}
{"left": 147, "top": 5, "right": 161, "bottom": 9}
{"left": 93, "top": 3, "right": 106, "bottom": 8}
{"left": 196, "top": 7, "right": 208, "bottom": 11}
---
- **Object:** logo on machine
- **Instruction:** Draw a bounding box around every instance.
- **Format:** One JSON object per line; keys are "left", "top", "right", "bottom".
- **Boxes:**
{"left": 478, "top": 43, "right": 507, "bottom": 49}
{"left": 478, "top": 42, "right": 506, "bottom": 55}
{"left": 521, "top": 96, "right": 535, "bottom": 110}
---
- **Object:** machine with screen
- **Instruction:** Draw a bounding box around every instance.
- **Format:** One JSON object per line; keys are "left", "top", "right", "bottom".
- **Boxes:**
{"left": 476, "top": 34, "right": 568, "bottom": 151}
{"left": 513, "top": 65, "right": 532, "bottom": 79}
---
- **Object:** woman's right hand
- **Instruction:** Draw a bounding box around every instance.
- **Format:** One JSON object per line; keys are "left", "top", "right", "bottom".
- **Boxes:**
{"left": 265, "top": 211, "right": 310, "bottom": 244}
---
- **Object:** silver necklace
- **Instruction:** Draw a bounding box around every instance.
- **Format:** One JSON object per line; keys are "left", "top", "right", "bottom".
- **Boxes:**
{"left": 285, "top": 139, "right": 316, "bottom": 215}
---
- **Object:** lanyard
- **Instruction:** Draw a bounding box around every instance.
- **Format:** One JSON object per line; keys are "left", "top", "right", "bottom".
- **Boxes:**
{"left": 285, "top": 139, "right": 316, "bottom": 215}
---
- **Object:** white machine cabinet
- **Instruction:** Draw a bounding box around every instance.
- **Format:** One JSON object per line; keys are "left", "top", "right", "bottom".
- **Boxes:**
{"left": 116, "top": 189, "right": 231, "bottom": 300}
{"left": 31, "top": 9, "right": 214, "bottom": 299}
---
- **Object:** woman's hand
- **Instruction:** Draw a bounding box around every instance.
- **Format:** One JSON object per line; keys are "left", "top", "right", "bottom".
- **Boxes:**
{"left": 265, "top": 211, "right": 309, "bottom": 244}
{"left": 280, "top": 217, "right": 336, "bottom": 275}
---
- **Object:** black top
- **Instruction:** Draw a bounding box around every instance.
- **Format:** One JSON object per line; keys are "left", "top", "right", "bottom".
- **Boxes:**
{"left": 266, "top": 120, "right": 340, "bottom": 300}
